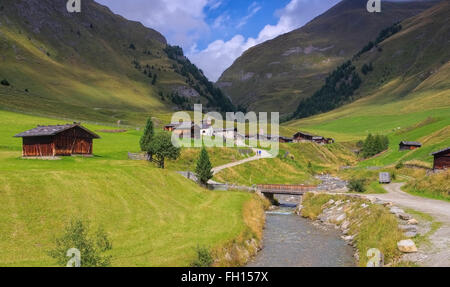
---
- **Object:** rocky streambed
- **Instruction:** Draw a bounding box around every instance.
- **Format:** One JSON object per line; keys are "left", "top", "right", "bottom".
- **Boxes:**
{"left": 247, "top": 195, "right": 355, "bottom": 267}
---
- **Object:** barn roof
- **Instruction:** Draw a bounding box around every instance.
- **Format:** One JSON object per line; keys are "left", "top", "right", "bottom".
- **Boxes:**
{"left": 400, "top": 141, "right": 422, "bottom": 146}
{"left": 294, "top": 131, "right": 315, "bottom": 137}
{"left": 431, "top": 147, "right": 450, "bottom": 156}
{"left": 14, "top": 123, "right": 100, "bottom": 138}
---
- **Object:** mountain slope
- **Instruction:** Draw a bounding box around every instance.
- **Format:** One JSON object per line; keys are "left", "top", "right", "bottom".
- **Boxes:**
{"left": 217, "top": 0, "right": 437, "bottom": 115}
{"left": 0, "top": 0, "right": 232, "bottom": 125}
{"left": 283, "top": 0, "right": 450, "bottom": 166}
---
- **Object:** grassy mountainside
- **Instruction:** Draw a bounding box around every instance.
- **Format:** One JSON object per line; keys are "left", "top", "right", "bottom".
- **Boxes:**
{"left": 284, "top": 1, "right": 449, "bottom": 167}
{"left": 0, "top": 110, "right": 263, "bottom": 266}
{"left": 0, "top": 0, "right": 232, "bottom": 125}
{"left": 217, "top": 0, "right": 436, "bottom": 115}
{"left": 214, "top": 142, "right": 357, "bottom": 185}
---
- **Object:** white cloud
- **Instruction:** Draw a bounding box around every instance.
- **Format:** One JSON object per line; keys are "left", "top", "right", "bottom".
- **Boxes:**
{"left": 96, "top": 0, "right": 211, "bottom": 48}
{"left": 237, "top": 3, "right": 262, "bottom": 29}
{"left": 188, "top": 0, "right": 340, "bottom": 81}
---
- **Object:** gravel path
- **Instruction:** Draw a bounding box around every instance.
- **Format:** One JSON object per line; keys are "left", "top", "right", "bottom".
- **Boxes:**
{"left": 211, "top": 148, "right": 272, "bottom": 175}
{"left": 365, "top": 183, "right": 450, "bottom": 267}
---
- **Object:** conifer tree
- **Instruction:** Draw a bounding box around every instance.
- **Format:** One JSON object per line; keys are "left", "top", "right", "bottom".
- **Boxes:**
{"left": 195, "top": 146, "right": 213, "bottom": 185}
{"left": 140, "top": 117, "right": 154, "bottom": 160}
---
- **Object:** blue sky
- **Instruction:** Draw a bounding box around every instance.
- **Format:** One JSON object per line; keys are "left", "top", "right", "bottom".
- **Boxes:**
{"left": 96, "top": 0, "right": 342, "bottom": 81}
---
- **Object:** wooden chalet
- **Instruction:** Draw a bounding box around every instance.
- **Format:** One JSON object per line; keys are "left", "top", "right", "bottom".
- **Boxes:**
{"left": 14, "top": 123, "right": 100, "bottom": 157}
{"left": 399, "top": 141, "right": 422, "bottom": 151}
{"left": 279, "top": 136, "right": 293, "bottom": 143}
{"left": 293, "top": 131, "right": 315, "bottom": 142}
{"left": 164, "top": 123, "right": 180, "bottom": 132}
{"left": 431, "top": 147, "right": 450, "bottom": 170}
{"left": 293, "top": 131, "right": 333, "bottom": 145}
{"left": 172, "top": 122, "right": 200, "bottom": 139}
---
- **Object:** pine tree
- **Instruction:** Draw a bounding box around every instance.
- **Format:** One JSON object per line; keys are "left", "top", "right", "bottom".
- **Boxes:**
{"left": 140, "top": 117, "right": 154, "bottom": 160}
{"left": 195, "top": 146, "right": 213, "bottom": 185}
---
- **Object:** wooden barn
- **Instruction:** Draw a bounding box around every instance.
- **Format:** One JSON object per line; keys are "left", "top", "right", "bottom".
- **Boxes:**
{"left": 172, "top": 122, "right": 200, "bottom": 139}
{"left": 431, "top": 147, "right": 450, "bottom": 170}
{"left": 293, "top": 131, "right": 315, "bottom": 142}
{"left": 164, "top": 123, "right": 180, "bottom": 132}
{"left": 14, "top": 123, "right": 100, "bottom": 157}
{"left": 279, "top": 136, "right": 293, "bottom": 143}
{"left": 399, "top": 141, "right": 422, "bottom": 151}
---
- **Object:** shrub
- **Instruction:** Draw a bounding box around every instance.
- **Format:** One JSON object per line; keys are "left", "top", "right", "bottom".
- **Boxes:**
{"left": 348, "top": 178, "right": 366, "bottom": 193}
{"left": 395, "top": 162, "right": 404, "bottom": 170}
{"left": 191, "top": 246, "right": 213, "bottom": 267}
{"left": 48, "top": 219, "right": 112, "bottom": 267}
{"left": 1, "top": 79, "right": 10, "bottom": 86}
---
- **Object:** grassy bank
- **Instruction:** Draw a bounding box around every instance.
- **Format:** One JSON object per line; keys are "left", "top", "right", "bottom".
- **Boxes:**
{"left": 402, "top": 170, "right": 450, "bottom": 202}
{"left": 301, "top": 193, "right": 405, "bottom": 266}
{"left": 0, "top": 110, "right": 265, "bottom": 266}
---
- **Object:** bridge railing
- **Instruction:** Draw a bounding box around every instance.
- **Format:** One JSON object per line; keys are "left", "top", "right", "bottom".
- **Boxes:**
{"left": 256, "top": 184, "right": 317, "bottom": 192}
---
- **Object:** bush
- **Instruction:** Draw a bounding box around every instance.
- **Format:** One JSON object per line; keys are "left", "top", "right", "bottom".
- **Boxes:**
{"left": 48, "top": 219, "right": 112, "bottom": 267}
{"left": 1, "top": 79, "right": 10, "bottom": 86}
{"left": 395, "top": 162, "right": 404, "bottom": 170}
{"left": 348, "top": 178, "right": 366, "bottom": 193}
{"left": 191, "top": 246, "right": 213, "bottom": 267}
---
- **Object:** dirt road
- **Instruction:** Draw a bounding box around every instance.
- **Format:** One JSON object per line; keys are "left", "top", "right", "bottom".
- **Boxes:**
{"left": 211, "top": 148, "right": 272, "bottom": 175}
{"left": 366, "top": 183, "right": 450, "bottom": 266}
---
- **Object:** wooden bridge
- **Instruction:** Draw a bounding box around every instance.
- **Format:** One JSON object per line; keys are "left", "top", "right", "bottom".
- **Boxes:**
{"left": 257, "top": 184, "right": 317, "bottom": 196}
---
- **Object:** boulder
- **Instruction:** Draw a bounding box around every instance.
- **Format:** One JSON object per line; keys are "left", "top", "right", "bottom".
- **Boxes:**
{"left": 397, "top": 213, "right": 412, "bottom": 220}
{"left": 407, "top": 218, "right": 419, "bottom": 225}
{"left": 383, "top": 202, "right": 394, "bottom": 208}
{"left": 390, "top": 207, "right": 405, "bottom": 214}
{"left": 404, "top": 231, "right": 418, "bottom": 238}
{"left": 397, "top": 240, "right": 418, "bottom": 253}
{"left": 341, "top": 220, "right": 351, "bottom": 230}
{"left": 334, "top": 213, "right": 347, "bottom": 223}
{"left": 398, "top": 225, "right": 418, "bottom": 232}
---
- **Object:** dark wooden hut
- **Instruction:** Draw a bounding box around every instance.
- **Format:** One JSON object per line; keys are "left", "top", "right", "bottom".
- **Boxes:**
{"left": 432, "top": 147, "right": 450, "bottom": 170}
{"left": 399, "top": 141, "right": 422, "bottom": 151}
{"left": 14, "top": 123, "right": 100, "bottom": 157}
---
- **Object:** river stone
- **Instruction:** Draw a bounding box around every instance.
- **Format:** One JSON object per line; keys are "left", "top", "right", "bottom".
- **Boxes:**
{"left": 361, "top": 203, "right": 369, "bottom": 209}
{"left": 383, "top": 202, "right": 394, "bottom": 208}
{"left": 397, "top": 213, "right": 412, "bottom": 220}
{"left": 341, "top": 220, "right": 350, "bottom": 230}
{"left": 407, "top": 219, "right": 419, "bottom": 225}
{"left": 397, "top": 240, "right": 418, "bottom": 253}
{"left": 404, "top": 231, "right": 418, "bottom": 238}
{"left": 334, "top": 213, "right": 346, "bottom": 223}
{"left": 390, "top": 207, "right": 405, "bottom": 214}
{"left": 398, "top": 225, "right": 418, "bottom": 232}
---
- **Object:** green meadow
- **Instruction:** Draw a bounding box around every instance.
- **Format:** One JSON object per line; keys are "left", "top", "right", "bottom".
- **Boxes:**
{"left": 0, "top": 110, "right": 263, "bottom": 266}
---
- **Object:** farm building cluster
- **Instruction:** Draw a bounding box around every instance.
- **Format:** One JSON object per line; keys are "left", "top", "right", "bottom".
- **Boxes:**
{"left": 163, "top": 121, "right": 335, "bottom": 145}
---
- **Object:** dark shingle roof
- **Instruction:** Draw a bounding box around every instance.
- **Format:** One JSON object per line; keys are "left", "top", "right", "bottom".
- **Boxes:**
{"left": 14, "top": 124, "right": 100, "bottom": 138}
{"left": 431, "top": 147, "right": 450, "bottom": 156}
{"left": 400, "top": 141, "right": 422, "bottom": 146}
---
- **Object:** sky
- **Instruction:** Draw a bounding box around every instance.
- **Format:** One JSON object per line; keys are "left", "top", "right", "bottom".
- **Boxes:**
{"left": 95, "top": 0, "right": 344, "bottom": 81}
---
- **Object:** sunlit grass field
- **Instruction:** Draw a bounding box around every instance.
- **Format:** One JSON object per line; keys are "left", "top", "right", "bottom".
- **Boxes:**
{"left": 0, "top": 110, "right": 262, "bottom": 266}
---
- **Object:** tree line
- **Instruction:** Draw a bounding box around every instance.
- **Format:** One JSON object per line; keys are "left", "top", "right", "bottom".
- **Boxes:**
{"left": 359, "top": 134, "right": 389, "bottom": 158}
{"left": 293, "top": 61, "right": 362, "bottom": 119}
